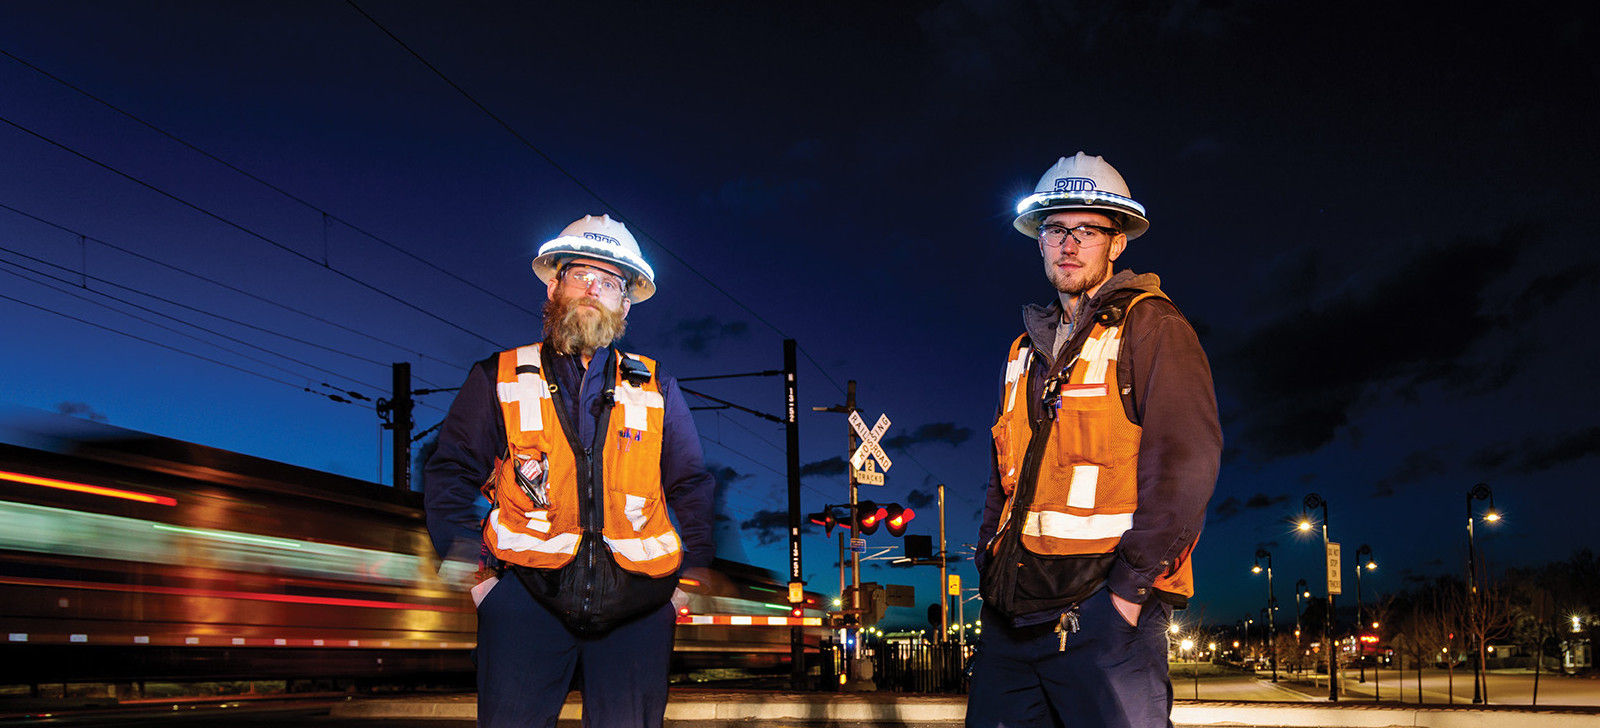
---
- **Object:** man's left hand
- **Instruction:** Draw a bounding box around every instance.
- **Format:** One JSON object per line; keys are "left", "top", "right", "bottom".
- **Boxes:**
{"left": 1110, "top": 591, "right": 1142, "bottom": 627}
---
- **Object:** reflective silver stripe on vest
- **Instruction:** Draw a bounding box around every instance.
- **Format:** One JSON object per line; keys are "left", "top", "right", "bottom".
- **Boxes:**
{"left": 1077, "top": 326, "right": 1121, "bottom": 385}
{"left": 1003, "top": 346, "right": 1030, "bottom": 413}
{"left": 488, "top": 508, "right": 580, "bottom": 554}
{"left": 496, "top": 345, "right": 550, "bottom": 433}
{"left": 1022, "top": 509, "right": 1133, "bottom": 541}
{"left": 604, "top": 532, "right": 682, "bottom": 563}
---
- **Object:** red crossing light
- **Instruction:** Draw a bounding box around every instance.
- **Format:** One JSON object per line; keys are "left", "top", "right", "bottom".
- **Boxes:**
{"left": 884, "top": 504, "right": 916, "bottom": 537}
{"left": 856, "top": 501, "right": 886, "bottom": 535}
{"left": 807, "top": 510, "right": 838, "bottom": 536}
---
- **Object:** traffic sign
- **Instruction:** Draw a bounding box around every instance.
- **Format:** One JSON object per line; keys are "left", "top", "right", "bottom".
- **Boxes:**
{"left": 850, "top": 537, "right": 866, "bottom": 553}
{"left": 848, "top": 412, "right": 893, "bottom": 471}
{"left": 852, "top": 469, "right": 884, "bottom": 485}
{"left": 1327, "top": 542, "right": 1343, "bottom": 595}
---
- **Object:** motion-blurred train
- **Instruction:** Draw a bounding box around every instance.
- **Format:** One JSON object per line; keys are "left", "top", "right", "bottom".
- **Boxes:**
{"left": 0, "top": 410, "right": 824, "bottom": 685}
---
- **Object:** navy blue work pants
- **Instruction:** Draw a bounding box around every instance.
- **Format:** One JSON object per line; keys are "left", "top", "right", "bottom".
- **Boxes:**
{"left": 475, "top": 576, "right": 675, "bottom": 728}
{"left": 966, "top": 588, "right": 1174, "bottom": 728}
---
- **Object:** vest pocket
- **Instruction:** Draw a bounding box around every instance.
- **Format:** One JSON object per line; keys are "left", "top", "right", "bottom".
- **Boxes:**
{"left": 991, "top": 419, "right": 1018, "bottom": 493}
{"left": 1051, "top": 406, "right": 1115, "bottom": 470}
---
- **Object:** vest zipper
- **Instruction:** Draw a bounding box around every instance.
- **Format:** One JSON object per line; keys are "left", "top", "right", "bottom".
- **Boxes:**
{"left": 540, "top": 345, "right": 617, "bottom": 628}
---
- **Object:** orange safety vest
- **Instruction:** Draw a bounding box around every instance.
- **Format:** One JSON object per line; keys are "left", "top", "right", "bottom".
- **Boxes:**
{"left": 991, "top": 293, "right": 1194, "bottom": 599}
{"left": 481, "top": 344, "right": 683, "bottom": 578}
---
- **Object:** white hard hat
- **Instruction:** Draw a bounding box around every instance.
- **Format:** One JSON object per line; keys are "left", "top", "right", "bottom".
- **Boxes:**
{"left": 1013, "top": 152, "right": 1149, "bottom": 240}
{"left": 532, "top": 214, "right": 656, "bottom": 302}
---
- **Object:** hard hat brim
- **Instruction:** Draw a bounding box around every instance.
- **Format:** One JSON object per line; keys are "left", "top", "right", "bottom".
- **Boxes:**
{"left": 1013, "top": 191, "right": 1149, "bottom": 241}
{"left": 533, "top": 237, "right": 656, "bottom": 303}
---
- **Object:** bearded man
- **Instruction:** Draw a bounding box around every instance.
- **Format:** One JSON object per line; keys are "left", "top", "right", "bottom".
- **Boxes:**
{"left": 425, "top": 214, "right": 715, "bottom": 728}
{"left": 968, "top": 154, "right": 1221, "bottom": 728}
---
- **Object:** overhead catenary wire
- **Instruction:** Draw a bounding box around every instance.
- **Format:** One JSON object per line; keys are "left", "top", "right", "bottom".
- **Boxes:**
{"left": 0, "top": 46, "right": 542, "bottom": 320}
{"left": 0, "top": 262, "right": 385, "bottom": 398}
{"left": 342, "top": 0, "right": 847, "bottom": 398}
{"left": 0, "top": 113, "right": 509, "bottom": 351}
{"left": 0, "top": 240, "right": 408, "bottom": 387}
{"left": 0, "top": 289, "right": 310, "bottom": 394}
{"left": 0, "top": 200, "right": 460, "bottom": 377}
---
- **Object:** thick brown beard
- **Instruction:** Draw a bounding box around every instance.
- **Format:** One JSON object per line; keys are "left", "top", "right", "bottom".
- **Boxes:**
{"left": 542, "top": 294, "right": 627, "bottom": 356}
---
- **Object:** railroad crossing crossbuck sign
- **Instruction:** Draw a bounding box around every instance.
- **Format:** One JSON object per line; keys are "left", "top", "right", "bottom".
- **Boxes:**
{"left": 848, "top": 411, "right": 892, "bottom": 484}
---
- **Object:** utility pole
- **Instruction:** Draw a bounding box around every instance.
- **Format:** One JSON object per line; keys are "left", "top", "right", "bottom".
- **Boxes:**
{"left": 676, "top": 342, "right": 805, "bottom": 686}
{"left": 783, "top": 339, "right": 804, "bottom": 688}
{"left": 389, "top": 362, "right": 413, "bottom": 491}
{"left": 938, "top": 483, "right": 949, "bottom": 641}
{"left": 845, "top": 380, "right": 867, "bottom": 688}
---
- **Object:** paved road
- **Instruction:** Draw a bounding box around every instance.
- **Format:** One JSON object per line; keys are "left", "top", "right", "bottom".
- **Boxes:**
{"left": 1263, "top": 667, "right": 1600, "bottom": 706}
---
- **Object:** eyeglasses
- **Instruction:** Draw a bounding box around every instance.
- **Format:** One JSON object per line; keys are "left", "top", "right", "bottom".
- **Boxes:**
{"left": 1038, "top": 222, "right": 1120, "bottom": 249}
{"left": 559, "top": 264, "right": 628, "bottom": 296}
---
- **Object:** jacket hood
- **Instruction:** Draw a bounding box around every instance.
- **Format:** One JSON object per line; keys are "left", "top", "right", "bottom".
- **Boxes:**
{"left": 1021, "top": 270, "right": 1164, "bottom": 360}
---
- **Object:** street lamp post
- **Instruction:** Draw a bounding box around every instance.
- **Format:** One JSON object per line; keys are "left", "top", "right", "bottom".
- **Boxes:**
{"left": 1253, "top": 549, "right": 1278, "bottom": 681}
{"left": 1354, "top": 544, "right": 1375, "bottom": 685}
{"left": 1467, "top": 482, "right": 1498, "bottom": 704}
{"left": 1294, "top": 578, "right": 1308, "bottom": 675}
{"left": 1301, "top": 493, "right": 1337, "bottom": 701}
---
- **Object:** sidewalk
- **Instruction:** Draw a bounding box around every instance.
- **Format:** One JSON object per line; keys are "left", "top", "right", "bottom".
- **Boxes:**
{"left": 332, "top": 687, "right": 1600, "bottom": 727}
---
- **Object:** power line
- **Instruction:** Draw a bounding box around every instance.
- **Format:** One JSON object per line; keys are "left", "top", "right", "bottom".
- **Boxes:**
{"left": 0, "top": 240, "right": 403, "bottom": 383}
{"left": 342, "top": 0, "right": 847, "bottom": 397}
{"left": 0, "top": 288, "right": 314, "bottom": 394}
{"left": 0, "top": 201, "right": 458, "bottom": 378}
{"left": 0, "top": 113, "right": 507, "bottom": 351}
{"left": 0, "top": 46, "right": 543, "bottom": 320}
{"left": 0, "top": 251, "right": 387, "bottom": 396}
{"left": 0, "top": 262, "right": 384, "bottom": 399}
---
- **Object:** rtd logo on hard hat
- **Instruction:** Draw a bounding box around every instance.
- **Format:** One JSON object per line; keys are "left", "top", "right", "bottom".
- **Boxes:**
{"left": 1013, "top": 152, "right": 1149, "bottom": 241}
{"left": 532, "top": 214, "right": 657, "bottom": 302}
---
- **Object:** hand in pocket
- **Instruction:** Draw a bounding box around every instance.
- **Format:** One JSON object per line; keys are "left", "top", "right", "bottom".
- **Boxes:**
{"left": 471, "top": 576, "right": 500, "bottom": 607}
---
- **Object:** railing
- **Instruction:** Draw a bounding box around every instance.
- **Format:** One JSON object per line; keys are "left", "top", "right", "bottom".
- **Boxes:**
{"left": 820, "top": 641, "right": 972, "bottom": 693}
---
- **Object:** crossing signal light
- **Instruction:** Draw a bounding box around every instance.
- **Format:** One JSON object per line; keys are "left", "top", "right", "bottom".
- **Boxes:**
{"left": 884, "top": 504, "right": 915, "bottom": 537}
{"left": 856, "top": 501, "right": 887, "bottom": 535}
{"left": 807, "top": 510, "right": 838, "bottom": 536}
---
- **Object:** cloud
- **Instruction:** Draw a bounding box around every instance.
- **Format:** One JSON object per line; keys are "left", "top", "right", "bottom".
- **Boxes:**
{"left": 55, "top": 401, "right": 106, "bottom": 422}
{"left": 1244, "top": 493, "right": 1287, "bottom": 509}
{"left": 1521, "top": 427, "right": 1600, "bottom": 472}
{"left": 906, "top": 488, "right": 936, "bottom": 508}
{"left": 739, "top": 509, "right": 794, "bottom": 545}
{"left": 1219, "top": 230, "right": 1525, "bottom": 460}
{"left": 709, "top": 463, "right": 753, "bottom": 524}
{"left": 1505, "top": 263, "right": 1600, "bottom": 322}
{"left": 1213, "top": 492, "right": 1288, "bottom": 522}
{"left": 1472, "top": 426, "right": 1600, "bottom": 475}
{"left": 667, "top": 315, "right": 749, "bottom": 355}
{"left": 800, "top": 456, "right": 847, "bottom": 479}
{"left": 1373, "top": 449, "right": 1447, "bottom": 498}
{"left": 882, "top": 422, "right": 973, "bottom": 450}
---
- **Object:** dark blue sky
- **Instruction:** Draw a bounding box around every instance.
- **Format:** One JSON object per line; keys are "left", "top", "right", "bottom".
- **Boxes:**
{"left": 1, "top": 1, "right": 1595, "bottom": 629}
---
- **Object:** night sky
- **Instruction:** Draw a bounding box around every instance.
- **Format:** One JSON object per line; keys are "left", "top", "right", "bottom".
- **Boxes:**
{"left": 1, "top": 2, "right": 1596, "bottom": 630}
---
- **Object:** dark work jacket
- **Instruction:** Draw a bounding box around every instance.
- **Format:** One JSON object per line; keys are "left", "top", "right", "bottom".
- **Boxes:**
{"left": 977, "top": 270, "right": 1221, "bottom": 623}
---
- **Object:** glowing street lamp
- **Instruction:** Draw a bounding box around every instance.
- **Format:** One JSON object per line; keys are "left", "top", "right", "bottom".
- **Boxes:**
{"left": 1353, "top": 544, "right": 1377, "bottom": 690}
{"left": 1253, "top": 548, "right": 1278, "bottom": 681}
{"left": 1466, "top": 482, "right": 1499, "bottom": 704}
{"left": 1302, "top": 493, "right": 1338, "bottom": 701}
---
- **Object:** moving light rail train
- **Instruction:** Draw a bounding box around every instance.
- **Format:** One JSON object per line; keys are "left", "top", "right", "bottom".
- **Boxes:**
{"left": 0, "top": 411, "right": 822, "bottom": 685}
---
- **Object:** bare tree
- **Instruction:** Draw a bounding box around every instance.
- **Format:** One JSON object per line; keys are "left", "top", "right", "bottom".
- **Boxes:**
{"left": 1458, "top": 582, "right": 1516, "bottom": 703}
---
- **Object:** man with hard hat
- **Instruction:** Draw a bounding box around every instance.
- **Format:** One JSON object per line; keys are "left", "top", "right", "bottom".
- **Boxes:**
{"left": 424, "top": 214, "right": 715, "bottom": 728}
{"left": 967, "top": 154, "right": 1221, "bottom": 728}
